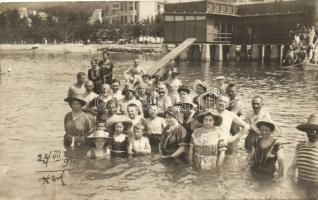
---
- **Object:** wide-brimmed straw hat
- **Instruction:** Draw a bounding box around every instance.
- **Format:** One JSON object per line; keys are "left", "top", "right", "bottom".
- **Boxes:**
{"left": 171, "top": 67, "right": 180, "bottom": 75}
{"left": 87, "top": 130, "right": 111, "bottom": 139}
{"left": 122, "top": 85, "right": 136, "bottom": 95}
{"left": 64, "top": 94, "right": 87, "bottom": 106}
{"left": 256, "top": 120, "right": 276, "bottom": 132}
{"left": 196, "top": 110, "right": 222, "bottom": 126}
{"left": 199, "top": 89, "right": 219, "bottom": 100}
{"left": 178, "top": 85, "right": 190, "bottom": 94}
{"left": 193, "top": 79, "right": 208, "bottom": 91}
{"left": 106, "top": 115, "right": 133, "bottom": 132}
{"left": 296, "top": 114, "right": 318, "bottom": 132}
{"left": 164, "top": 107, "right": 181, "bottom": 122}
{"left": 178, "top": 95, "right": 196, "bottom": 108}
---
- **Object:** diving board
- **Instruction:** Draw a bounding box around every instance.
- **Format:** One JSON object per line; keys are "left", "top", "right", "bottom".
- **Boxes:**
{"left": 146, "top": 38, "right": 197, "bottom": 75}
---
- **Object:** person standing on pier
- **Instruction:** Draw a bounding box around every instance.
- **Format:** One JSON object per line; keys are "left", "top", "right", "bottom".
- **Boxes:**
{"left": 67, "top": 72, "right": 87, "bottom": 98}
{"left": 244, "top": 96, "right": 272, "bottom": 153}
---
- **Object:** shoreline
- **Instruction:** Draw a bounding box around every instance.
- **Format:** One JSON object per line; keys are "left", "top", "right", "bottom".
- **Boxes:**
{"left": 0, "top": 43, "right": 163, "bottom": 54}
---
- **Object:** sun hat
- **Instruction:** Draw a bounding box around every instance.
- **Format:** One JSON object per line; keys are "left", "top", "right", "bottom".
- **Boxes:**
{"left": 196, "top": 110, "right": 222, "bottom": 126}
{"left": 106, "top": 115, "right": 133, "bottom": 132}
{"left": 181, "top": 95, "right": 196, "bottom": 108}
{"left": 177, "top": 85, "right": 190, "bottom": 94}
{"left": 122, "top": 85, "right": 136, "bottom": 95}
{"left": 64, "top": 94, "right": 87, "bottom": 106}
{"left": 164, "top": 107, "right": 181, "bottom": 122}
{"left": 87, "top": 129, "right": 110, "bottom": 139}
{"left": 171, "top": 67, "right": 180, "bottom": 75}
{"left": 193, "top": 79, "right": 208, "bottom": 92}
{"left": 216, "top": 76, "right": 225, "bottom": 80}
{"left": 256, "top": 120, "right": 276, "bottom": 132}
{"left": 296, "top": 114, "right": 318, "bottom": 132}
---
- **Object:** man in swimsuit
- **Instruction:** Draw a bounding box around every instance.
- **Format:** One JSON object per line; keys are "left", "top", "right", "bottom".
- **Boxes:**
{"left": 67, "top": 72, "right": 86, "bottom": 98}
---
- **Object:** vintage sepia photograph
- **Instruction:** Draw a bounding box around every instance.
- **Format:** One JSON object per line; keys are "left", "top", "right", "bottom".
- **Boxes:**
{"left": 0, "top": 0, "right": 317, "bottom": 199}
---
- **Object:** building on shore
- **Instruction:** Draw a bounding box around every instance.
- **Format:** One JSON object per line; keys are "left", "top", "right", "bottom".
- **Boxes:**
{"left": 94, "top": 1, "right": 164, "bottom": 25}
{"left": 37, "top": 11, "right": 48, "bottom": 21}
{"left": 162, "top": 0, "right": 317, "bottom": 62}
{"left": 92, "top": 9, "right": 103, "bottom": 24}
{"left": 18, "top": 7, "right": 28, "bottom": 19}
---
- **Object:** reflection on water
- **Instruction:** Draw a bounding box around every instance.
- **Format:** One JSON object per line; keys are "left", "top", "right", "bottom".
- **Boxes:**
{"left": 0, "top": 52, "right": 317, "bottom": 199}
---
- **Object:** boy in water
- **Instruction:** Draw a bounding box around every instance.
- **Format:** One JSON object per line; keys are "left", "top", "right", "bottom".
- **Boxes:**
{"left": 128, "top": 123, "right": 151, "bottom": 155}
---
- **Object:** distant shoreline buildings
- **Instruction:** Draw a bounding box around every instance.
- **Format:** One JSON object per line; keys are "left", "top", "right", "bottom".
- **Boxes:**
{"left": 88, "top": 1, "right": 165, "bottom": 25}
{"left": 17, "top": 7, "right": 57, "bottom": 27}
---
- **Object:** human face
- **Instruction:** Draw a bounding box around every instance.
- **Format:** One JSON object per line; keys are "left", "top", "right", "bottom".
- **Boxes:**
{"left": 227, "top": 87, "right": 236, "bottom": 100}
{"left": 204, "top": 96, "right": 215, "bottom": 108}
{"left": 71, "top": 100, "right": 82, "bottom": 112}
{"left": 97, "top": 123, "right": 105, "bottom": 130}
{"left": 95, "top": 138, "right": 106, "bottom": 149}
{"left": 138, "top": 86, "right": 147, "bottom": 95}
{"left": 203, "top": 115, "right": 215, "bottom": 128}
{"left": 179, "top": 91, "right": 188, "bottom": 101}
{"left": 252, "top": 98, "right": 263, "bottom": 113}
{"left": 165, "top": 115, "right": 177, "bottom": 126}
{"left": 85, "top": 82, "right": 94, "bottom": 92}
{"left": 107, "top": 103, "right": 117, "bottom": 114}
{"left": 111, "top": 82, "right": 120, "bottom": 93}
{"left": 78, "top": 75, "right": 86, "bottom": 84}
{"left": 127, "top": 106, "right": 138, "bottom": 119}
{"left": 134, "top": 127, "right": 143, "bottom": 139}
{"left": 100, "top": 84, "right": 110, "bottom": 96}
{"left": 125, "top": 91, "right": 134, "bottom": 100}
{"left": 157, "top": 86, "right": 166, "bottom": 96}
{"left": 114, "top": 123, "right": 124, "bottom": 134}
{"left": 91, "top": 60, "right": 97, "bottom": 68}
{"left": 103, "top": 53, "right": 109, "bottom": 61}
{"left": 306, "top": 129, "right": 318, "bottom": 143}
{"left": 216, "top": 96, "right": 228, "bottom": 111}
{"left": 148, "top": 106, "right": 158, "bottom": 118}
{"left": 196, "top": 85, "right": 205, "bottom": 95}
{"left": 181, "top": 103, "right": 192, "bottom": 113}
{"left": 134, "top": 59, "right": 139, "bottom": 67}
{"left": 259, "top": 125, "right": 272, "bottom": 138}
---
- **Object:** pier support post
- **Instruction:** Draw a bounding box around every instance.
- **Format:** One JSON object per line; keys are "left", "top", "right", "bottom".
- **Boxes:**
{"left": 190, "top": 45, "right": 201, "bottom": 61}
{"left": 279, "top": 45, "right": 284, "bottom": 64}
{"left": 251, "top": 44, "right": 260, "bottom": 60}
{"left": 214, "top": 44, "right": 223, "bottom": 62}
{"left": 228, "top": 45, "right": 236, "bottom": 61}
{"left": 201, "top": 44, "right": 211, "bottom": 62}
{"left": 261, "top": 45, "right": 265, "bottom": 63}
{"left": 270, "top": 45, "right": 279, "bottom": 62}
{"left": 179, "top": 48, "right": 189, "bottom": 61}
{"left": 161, "top": 43, "right": 168, "bottom": 54}
{"left": 240, "top": 45, "right": 248, "bottom": 61}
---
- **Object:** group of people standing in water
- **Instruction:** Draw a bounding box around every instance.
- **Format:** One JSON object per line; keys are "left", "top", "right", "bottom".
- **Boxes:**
{"left": 63, "top": 52, "right": 318, "bottom": 188}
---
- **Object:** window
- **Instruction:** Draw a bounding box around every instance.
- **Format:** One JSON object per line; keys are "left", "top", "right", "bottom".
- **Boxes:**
{"left": 175, "top": 16, "right": 184, "bottom": 21}
{"left": 196, "top": 16, "right": 206, "bottom": 20}
{"left": 164, "top": 15, "right": 174, "bottom": 22}
{"left": 185, "top": 16, "right": 195, "bottom": 21}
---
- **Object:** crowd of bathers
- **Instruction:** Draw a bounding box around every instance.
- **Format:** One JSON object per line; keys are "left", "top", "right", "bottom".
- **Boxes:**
{"left": 63, "top": 52, "right": 318, "bottom": 187}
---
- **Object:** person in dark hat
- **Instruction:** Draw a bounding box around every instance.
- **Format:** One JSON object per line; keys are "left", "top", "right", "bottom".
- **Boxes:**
{"left": 177, "top": 85, "right": 191, "bottom": 103}
{"left": 120, "top": 85, "right": 143, "bottom": 116}
{"left": 288, "top": 114, "right": 318, "bottom": 189}
{"left": 64, "top": 95, "right": 93, "bottom": 148}
{"left": 250, "top": 120, "right": 284, "bottom": 178}
{"left": 189, "top": 110, "right": 227, "bottom": 170}
{"left": 159, "top": 107, "right": 187, "bottom": 159}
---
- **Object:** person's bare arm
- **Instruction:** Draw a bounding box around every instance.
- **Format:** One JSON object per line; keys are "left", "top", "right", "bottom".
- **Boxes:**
{"left": 287, "top": 146, "right": 297, "bottom": 179}
{"left": 228, "top": 115, "right": 250, "bottom": 142}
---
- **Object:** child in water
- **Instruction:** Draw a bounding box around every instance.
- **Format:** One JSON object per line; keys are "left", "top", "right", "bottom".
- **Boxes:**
{"left": 128, "top": 123, "right": 151, "bottom": 155}
{"left": 250, "top": 120, "right": 284, "bottom": 178}
{"left": 124, "top": 58, "right": 145, "bottom": 86}
{"left": 189, "top": 110, "right": 227, "bottom": 170}
{"left": 106, "top": 115, "right": 133, "bottom": 155}
{"left": 86, "top": 130, "right": 111, "bottom": 159}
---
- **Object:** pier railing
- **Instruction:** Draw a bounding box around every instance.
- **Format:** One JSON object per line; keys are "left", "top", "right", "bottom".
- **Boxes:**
{"left": 209, "top": 32, "right": 232, "bottom": 44}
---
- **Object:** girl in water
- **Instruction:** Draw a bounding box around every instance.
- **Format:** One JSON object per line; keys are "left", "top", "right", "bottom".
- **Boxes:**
{"left": 250, "top": 120, "right": 284, "bottom": 178}
{"left": 106, "top": 115, "right": 133, "bottom": 155}
{"left": 189, "top": 110, "right": 227, "bottom": 170}
{"left": 86, "top": 130, "right": 111, "bottom": 159}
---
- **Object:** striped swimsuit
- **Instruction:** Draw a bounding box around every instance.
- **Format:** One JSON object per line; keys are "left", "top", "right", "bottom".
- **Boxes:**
{"left": 296, "top": 141, "right": 318, "bottom": 183}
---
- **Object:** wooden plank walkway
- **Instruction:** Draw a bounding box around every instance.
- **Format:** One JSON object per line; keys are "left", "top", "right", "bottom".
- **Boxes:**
{"left": 145, "top": 38, "right": 197, "bottom": 75}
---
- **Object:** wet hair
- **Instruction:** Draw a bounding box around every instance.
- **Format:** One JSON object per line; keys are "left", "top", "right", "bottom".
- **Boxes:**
{"left": 77, "top": 72, "right": 86, "bottom": 79}
{"left": 252, "top": 95, "right": 264, "bottom": 102}
{"left": 111, "top": 79, "right": 120, "bottom": 85}
{"left": 197, "top": 112, "right": 223, "bottom": 126}
{"left": 98, "top": 60, "right": 104, "bottom": 67}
